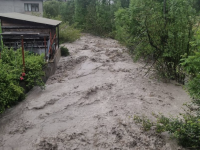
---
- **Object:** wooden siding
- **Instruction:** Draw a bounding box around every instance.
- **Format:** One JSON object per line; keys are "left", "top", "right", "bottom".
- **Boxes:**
{"left": 0, "top": 18, "right": 59, "bottom": 60}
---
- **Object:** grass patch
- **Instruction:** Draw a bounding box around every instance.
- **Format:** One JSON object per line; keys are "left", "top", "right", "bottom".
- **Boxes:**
{"left": 59, "top": 23, "right": 81, "bottom": 44}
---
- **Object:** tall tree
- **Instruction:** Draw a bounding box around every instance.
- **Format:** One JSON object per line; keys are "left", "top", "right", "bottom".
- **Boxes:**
{"left": 43, "top": 0, "right": 61, "bottom": 18}
{"left": 60, "top": 0, "right": 75, "bottom": 24}
{"left": 115, "top": 0, "right": 197, "bottom": 81}
{"left": 74, "top": 0, "right": 91, "bottom": 27}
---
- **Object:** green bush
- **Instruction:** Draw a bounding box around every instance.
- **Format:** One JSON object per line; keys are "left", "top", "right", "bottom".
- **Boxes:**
{"left": 161, "top": 114, "right": 200, "bottom": 148}
{"left": 60, "top": 46, "right": 70, "bottom": 57}
{"left": 134, "top": 113, "right": 200, "bottom": 148}
{"left": 155, "top": 112, "right": 200, "bottom": 148}
{"left": 0, "top": 47, "right": 46, "bottom": 113}
{"left": 43, "top": 0, "right": 61, "bottom": 18}
{"left": 134, "top": 29, "right": 200, "bottom": 148}
{"left": 59, "top": 23, "right": 81, "bottom": 44}
{"left": 0, "top": 63, "right": 24, "bottom": 113}
{"left": 43, "top": 0, "right": 119, "bottom": 36}
{"left": 0, "top": 24, "right": 3, "bottom": 52}
{"left": 182, "top": 52, "right": 200, "bottom": 104}
{"left": 1, "top": 48, "right": 45, "bottom": 88}
{"left": 134, "top": 115, "right": 153, "bottom": 131}
{"left": 60, "top": 1, "right": 75, "bottom": 25}
{"left": 115, "top": 0, "right": 197, "bottom": 82}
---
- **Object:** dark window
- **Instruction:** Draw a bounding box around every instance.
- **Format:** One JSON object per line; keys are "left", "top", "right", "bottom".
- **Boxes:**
{"left": 24, "top": 3, "right": 39, "bottom": 12}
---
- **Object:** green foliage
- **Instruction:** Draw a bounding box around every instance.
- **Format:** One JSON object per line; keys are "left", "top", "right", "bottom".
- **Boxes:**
{"left": 115, "top": 8, "right": 131, "bottom": 46}
{"left": 74, "top": 0, "right": 115, "bottom": 34}
{"left": 0, "top": 24, "right": 3, "bottom": 51}
{"left": 194, "top": 0, "right": 200, "bottom": 12}
{"left": 59, "top": 23, "right": 81, "bottom": 43}
{"left": 134, "top": 115, "right": 153, "bottom": 131}
{"left": 85, "top": 0, "right": 121, "bottom": 35}
{"left": 134, "top": 113, "right": 200, "bottom": 148}
{"left": 74, "top": 0, "right": 91, "bottom": 28}
{"left": 128, "top": 1, "right": 200, "bottom": 148}
{"left": 0, "top": 47, "right": 46, "bottom": 113}
{"left": 119, "top": 0, "right": 130, "bottom": 8}
{"left": 181, "top": 51, "right": 200, "bottom": 103}
{"left": 43, "top": 0, "right": 124, "bottom": 36}
{"left": 24, "top": 53, "right": 45, "bottom": 88}
{"left": 181, "top": 28, "right": 200, "bottom": 105}
{"left": 43, "top": 0, "right": 200, "bottom": 148}
{"left": 60, "top": 1, "right": 75, "bottom": 25}
{"left": 133, "top": 32, "right": 200, "bottom": 147}
{"left": 60, "top": 46, "right": 70, "bottom": 57}
{"left": 115, "top": 0, "right": 197, "bottom": 82}
{"left": 43, "top": 1, "right": 80, "bottom": 43}
{"left": 0, "top": 63, "right": 24, "bottom": 113}
{"left": 163, "top": 114, "right": 200, "bottom": 148}
{"left": 43, "top": 0, "right": 61, "bottom": 18}
{"left": 1, "top": 47, "right": 45, "bottom": 88}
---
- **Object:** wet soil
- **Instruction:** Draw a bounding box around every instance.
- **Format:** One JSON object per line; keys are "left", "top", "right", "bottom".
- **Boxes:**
{"left": 0, "top": 34, "right": 190, "bottom": 150}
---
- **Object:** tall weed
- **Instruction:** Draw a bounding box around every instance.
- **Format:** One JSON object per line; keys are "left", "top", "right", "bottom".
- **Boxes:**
{"left": 59, "top": 23, "right": 81, "bottom": 44}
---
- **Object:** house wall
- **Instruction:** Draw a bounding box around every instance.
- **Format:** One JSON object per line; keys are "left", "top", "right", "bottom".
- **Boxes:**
{"left": 0, "top": 0, "right": 43, "bottom": 16}
{"left": 1, "top": 18, "right": 51, "bottom": 33}
{"left": 1, "top": 18, "right": 51, "bottom": 52}
{"left": 0, "top": 17, "right": 59, "bottom": 61}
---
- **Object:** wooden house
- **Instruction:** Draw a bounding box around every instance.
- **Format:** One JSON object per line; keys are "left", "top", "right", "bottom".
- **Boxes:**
{"left": 0, "top": 12, "right": 61, "bottom": 60}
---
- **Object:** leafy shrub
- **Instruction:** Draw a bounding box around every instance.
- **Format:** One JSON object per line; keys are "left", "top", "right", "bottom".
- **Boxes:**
{"left": 43, "top": 0, "right": 119, "bottom": 36}
{"left": 0, "top": 47, "right": 46, "bottom": 113}
{"left": 1, "top": 48, "right": 45, "bottom": 88}
{"left": 0, "top": 63, "right": 24, "bottom": 113}
{"left": 60, "top": 1, "right": 75, "bottom": 25}
{"left": 60, "top": 47, "right": 70, "bottom": 57}
{"left": 134, "top": 115, "right": 153, "bottom": 131}
{"left": 115, "top": 8, "right": 131, "bottom": 46}
{"left": 134, "top": 28, "right": 200, "bottom": 148}
{"left": 59, "top": 23, "right": 81, "bottom": 44}
{"left": 180, "top": 27, "right": 200, "bottom": 110}
{"left": 134, "top": 113, "right": 200, "bottom": 148}
{"left": 162, "top": 114, "right": 200, "bottom": 148}
{"left": 181, "top": 51, "right": 200, "bottom": 104}
{"left": 43, "top": 0, "right": 61, "bottom": 18}
{"left": 24, "top": 53, "right": 45, "bottom": 88}
{"left": 115, "top": 0, "right": 197, "bottom": 82}
{"left": 0, "top": 24, "right": 3, "bottom": 52}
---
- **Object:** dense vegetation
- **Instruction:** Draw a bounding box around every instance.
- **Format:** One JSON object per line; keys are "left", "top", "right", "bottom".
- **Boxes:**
{"left": 0, "top": 0, "right": 196, "bottom": 148}
{"left": 44, "top": 0, "right": 130, "bottom": 36}
{"left": 117, "top": 0, "right": 197, "bottom": 82}
{"left": 44, "top": 0, "right": 200, "bottom": 148}
{"left": 59, "top": 22, "right": 81, "bottom": 43}
{"left": 0, "top": 47, "right": 45, "bottom": 113}
{"left": 0, "top": 24, "right": 3, "bottom": 51}
{"left": 43, "top": 0, "right": 200, "bottom": 86}
{"left": 43, "top": 1, "right": 81, "bottom": 43}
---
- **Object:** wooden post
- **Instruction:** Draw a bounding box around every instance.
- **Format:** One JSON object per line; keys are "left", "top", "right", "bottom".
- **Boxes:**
{"left": 58, "top": 25, "right": 59, "bottom": 48}
{"left": 49, "top": 31, "right": 52, "bottom": 55}
{"left": 55, "top": 28, "right": 57, "bottom": 49}
{"left": 44, "top": 36, "right": 47, "bottom": 61}
{"left": 21, "top": 35, "right": 25, "bottom": 72}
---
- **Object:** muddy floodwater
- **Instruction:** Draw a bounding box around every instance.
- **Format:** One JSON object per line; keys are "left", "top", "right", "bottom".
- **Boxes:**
{"left": 0, "top": 34, "right": 190, "bottom": 150}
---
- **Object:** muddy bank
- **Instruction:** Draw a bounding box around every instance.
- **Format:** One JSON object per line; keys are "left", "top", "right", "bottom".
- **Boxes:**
{"left": 0, "top": 34, "right": 190, "bottom": 150}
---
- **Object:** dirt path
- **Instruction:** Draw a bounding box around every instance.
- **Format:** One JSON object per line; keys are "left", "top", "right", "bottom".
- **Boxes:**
{"left": 0, "top": 34, "right": 190, "bottom": 150}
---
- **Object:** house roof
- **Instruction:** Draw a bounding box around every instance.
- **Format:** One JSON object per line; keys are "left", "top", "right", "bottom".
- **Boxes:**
{"left": 0, "top": 13, "right": 61, "bottom": 26}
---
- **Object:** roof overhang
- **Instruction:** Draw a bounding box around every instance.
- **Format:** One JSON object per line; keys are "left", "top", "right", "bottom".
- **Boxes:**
{"left": 0, "top": 13, "right": 62, "bottom": 26}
